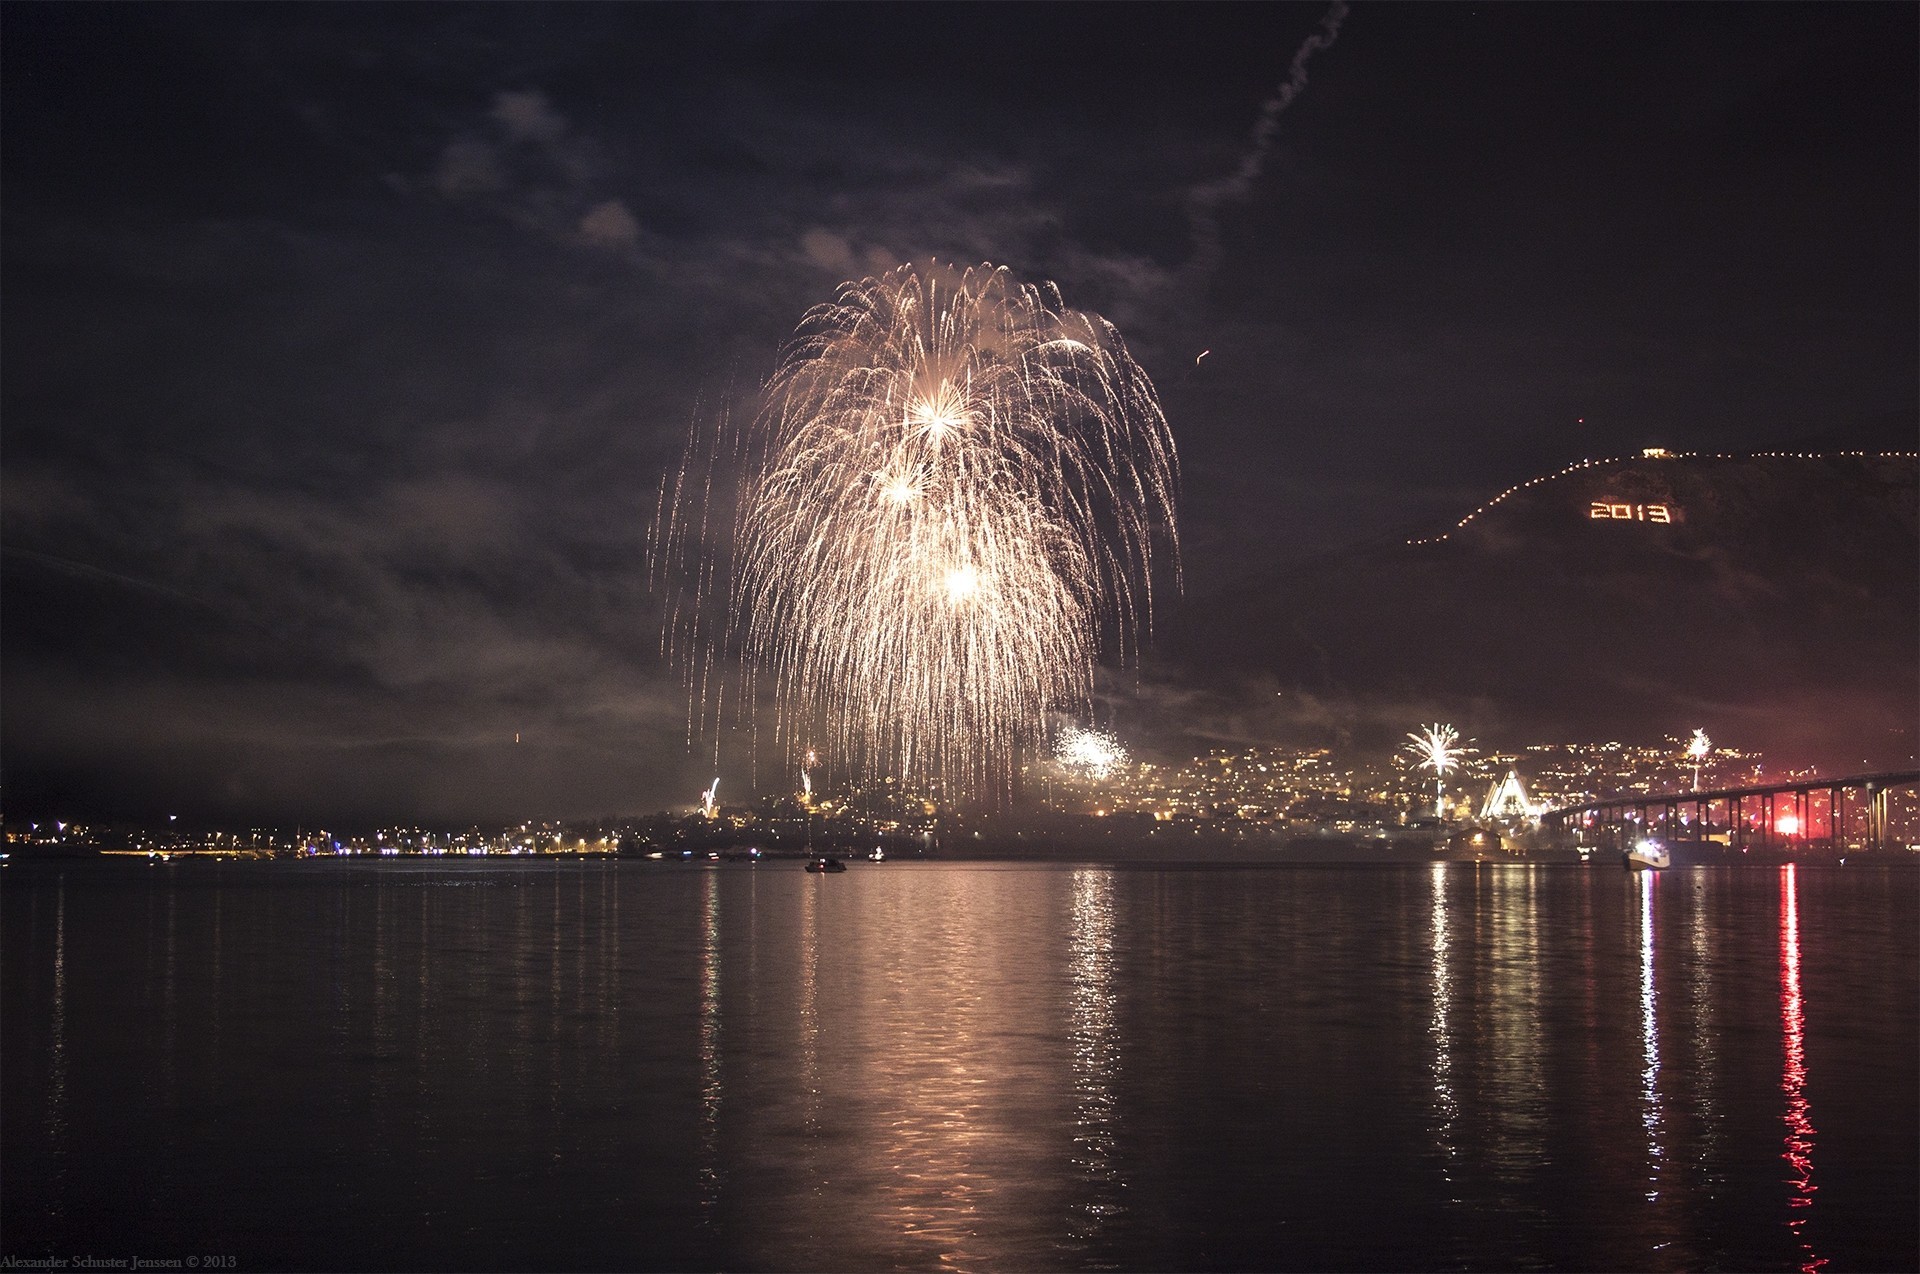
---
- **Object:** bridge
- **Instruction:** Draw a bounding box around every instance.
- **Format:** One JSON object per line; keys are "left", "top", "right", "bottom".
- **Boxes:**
{"left": 1542, "top": 771, "right": 1920, "bottom": 853}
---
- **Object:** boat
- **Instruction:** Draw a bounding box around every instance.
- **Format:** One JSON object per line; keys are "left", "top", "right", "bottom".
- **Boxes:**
{"left": 868, "top": 845, "right": 885, "bottom": 862}
{"left": 1623, "top": 838, "right": 1671, "bottom": 870}
{"left": 805, "top": 856, "right": 847, "bottom": 873}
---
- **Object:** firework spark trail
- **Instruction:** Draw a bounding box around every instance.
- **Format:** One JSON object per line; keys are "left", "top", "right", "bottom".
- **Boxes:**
{"left": 1405, "top": 723, "right": 1469, "bottom": 812}
{"left": 653, "top": 262, "right": 1179, "bottom": 806}
{"left": 1688, "top": 728, "right": 1711, "bottom": 790}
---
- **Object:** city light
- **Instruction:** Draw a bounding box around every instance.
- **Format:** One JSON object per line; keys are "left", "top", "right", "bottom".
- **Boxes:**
{"left": 13, "top": 744, "right": 1914, "bottom": 860}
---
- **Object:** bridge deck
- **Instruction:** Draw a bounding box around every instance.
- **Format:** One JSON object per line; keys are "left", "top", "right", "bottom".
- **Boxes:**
{"left": 1543, "top": 770, "right": 1919, "bottom": 852}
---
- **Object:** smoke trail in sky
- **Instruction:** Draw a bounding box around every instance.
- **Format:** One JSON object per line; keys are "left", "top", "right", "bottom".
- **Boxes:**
{"left": 1187, "top": 1, "right": 1350, "bottom": 281}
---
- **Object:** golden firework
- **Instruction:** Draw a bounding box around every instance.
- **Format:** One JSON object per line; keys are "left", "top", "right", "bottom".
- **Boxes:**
{"left": 653, "top": 262, "right": 1178, "bottom": 805}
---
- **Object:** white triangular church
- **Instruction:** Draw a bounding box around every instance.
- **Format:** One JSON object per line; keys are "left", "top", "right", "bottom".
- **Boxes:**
{"left": 1480, "top": 770, "right": 1540, "bottom": 823}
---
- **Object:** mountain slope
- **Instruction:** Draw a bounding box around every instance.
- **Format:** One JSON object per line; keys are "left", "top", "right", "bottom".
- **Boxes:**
{"left": 1164, "top": 453, "right": 1918, "bottom": 769}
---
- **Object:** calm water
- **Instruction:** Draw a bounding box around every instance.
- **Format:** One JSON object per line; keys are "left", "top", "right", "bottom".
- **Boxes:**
{"left": 4, "top": 859, "right": 1915, "bottom": 1272}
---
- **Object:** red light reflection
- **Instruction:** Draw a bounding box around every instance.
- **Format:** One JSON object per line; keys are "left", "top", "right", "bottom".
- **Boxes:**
{"left": 1780, "top": 865, "right": 1825, "bottom": 1273}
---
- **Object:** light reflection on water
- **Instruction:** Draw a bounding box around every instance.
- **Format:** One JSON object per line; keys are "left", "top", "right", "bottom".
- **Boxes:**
{"left": 1067, "top": 868, "right": 1122, "bottom": 1238}
{"left": 1, "top": 860, "right": 1913, "bottom": 1272}
{"left": 1428, "top": 862, "right": 1458, "bottom": 1189}
{"left": 698, "top": 867, "right": 723, "bottom": 1220}
{"left": 1639, "top": 869, "right": 1665, "bottom": 1203}
{"left": 1486, "top": 865, "right": 1544, "bottom": 1198}
{"left": 1686, "top": 873, "right": 1722, "bottom": 1180}
{"left": 1779, "top": 864, "right": 1825, "bottom": 1274}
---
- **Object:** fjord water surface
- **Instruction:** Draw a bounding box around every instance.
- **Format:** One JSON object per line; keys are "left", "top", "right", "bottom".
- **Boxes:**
{"left": 4, "top": 860, "right": 1914, "bottom": 1271}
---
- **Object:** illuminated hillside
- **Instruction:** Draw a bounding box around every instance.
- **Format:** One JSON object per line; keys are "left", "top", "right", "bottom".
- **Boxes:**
{"left": 1168, "top": 452, "right": 1919, "bottom": 772}
{"left": 1409, "top": 448, "right": 1916, "bottom": 544}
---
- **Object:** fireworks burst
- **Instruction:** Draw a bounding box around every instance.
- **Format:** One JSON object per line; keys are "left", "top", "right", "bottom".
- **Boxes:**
{"left": 1055, "top": 726, "right": 1129, "bottom": 781}
{"left": 1686, "top": 728, "right": 1711, "bottom": 790}
{"left": 1404, "top": 724, "right": 1468, "bottom": 814}
{"left": 652, "top": 262, "right": 1179, "bottom": 805}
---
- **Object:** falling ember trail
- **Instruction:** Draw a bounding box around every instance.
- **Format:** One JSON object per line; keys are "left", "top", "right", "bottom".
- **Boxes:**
{"left": 1688, "top": 728, "right": 1711, "bottom": 790}
{"left": 1405, "top": 723, "right": 1469, "bottom": 814}
{"left": 652, "top": 262, "right": 1180, "bottom": 806}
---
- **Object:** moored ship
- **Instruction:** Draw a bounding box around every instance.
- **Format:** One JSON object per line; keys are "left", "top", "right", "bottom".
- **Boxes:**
{"left": 1624, "top": 838, "right": 1671, "bottom": 870}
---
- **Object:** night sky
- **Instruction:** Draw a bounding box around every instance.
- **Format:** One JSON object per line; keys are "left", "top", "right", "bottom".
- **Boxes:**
{"left": 4, "top": 3, "right": 1915, "bottom": 825}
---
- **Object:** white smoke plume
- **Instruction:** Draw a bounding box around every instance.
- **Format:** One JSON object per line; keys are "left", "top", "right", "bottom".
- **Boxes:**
{"left": 1187, "top": 1, "right": 1350, "bottom": 282}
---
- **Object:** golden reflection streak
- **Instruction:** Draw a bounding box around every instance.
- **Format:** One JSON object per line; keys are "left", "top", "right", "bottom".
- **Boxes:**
{"left": 1487, "top": 867, "right": 1544, "bottom": 1191}
{"left": 699, "top": 868, "right": 724, "bottom": 1220}
{"left": 799, "top": 872, "right": 821, "bottom": 1161}
{"left": 1780, "top": 865, "right": 1825, "bottom": 1273}
{"left": 732, "top": 870, "right": 1114, "bottom": 1268}
{"left": 1429, "top": 862, "right": 1459, "bottom": 1188}
{"left": 1068, "top": 869, "right": 1123, "bottom": 1234}
{"left": 867, "top": 873, "right": 991, "bottom": 1266}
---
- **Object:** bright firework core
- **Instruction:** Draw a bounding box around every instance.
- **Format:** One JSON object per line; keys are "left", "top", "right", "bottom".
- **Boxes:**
{"left": 944, "top": 565, "right": 981, "bottom": 603}
{"left": 654, "top": 262, "right": 1179, "bottom": 806}
{"left": 1404, "top": 723, "right": 1467, "bottom": 813}
{"left": 909, "top": 380, "right": 974, "bottom": 437}
{"left": 1055, "top": 726, "right": 1129, "bottom": 781}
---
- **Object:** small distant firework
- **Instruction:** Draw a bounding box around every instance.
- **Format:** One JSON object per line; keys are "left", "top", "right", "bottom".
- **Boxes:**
{"left": 1055, "top": 726, "right": 1128, "bottom": 781}
{"left": 1687, "top": 729, "right": 1711, "bottom": 790}
{"left": 652, "top": 262, "right": 1179, "bottom": 806}
{"left": 700, "top": 777, "right": 720, "bottom": 820}
{"left": 1405, "top": 724, "right": 1468, "bottom": 814}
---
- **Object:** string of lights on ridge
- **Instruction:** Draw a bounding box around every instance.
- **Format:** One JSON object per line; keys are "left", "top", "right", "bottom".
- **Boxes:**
{"left": 1406, "top": 448, "right": 1917, "bottom": 547}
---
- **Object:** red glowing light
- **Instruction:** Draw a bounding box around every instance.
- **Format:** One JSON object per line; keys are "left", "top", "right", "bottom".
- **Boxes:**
{"left": 1780, "top": 865, "right": 1825, "bottom": 1272}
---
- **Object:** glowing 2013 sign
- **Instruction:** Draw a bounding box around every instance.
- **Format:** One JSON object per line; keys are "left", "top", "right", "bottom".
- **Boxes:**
{"left": 1590, "top": 502, "right": 1673, "bottom": 523}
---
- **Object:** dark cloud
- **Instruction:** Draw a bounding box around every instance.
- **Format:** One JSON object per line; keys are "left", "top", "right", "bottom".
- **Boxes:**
{"left": 3, "top": 3, "right": 1913, "bottom": 823}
